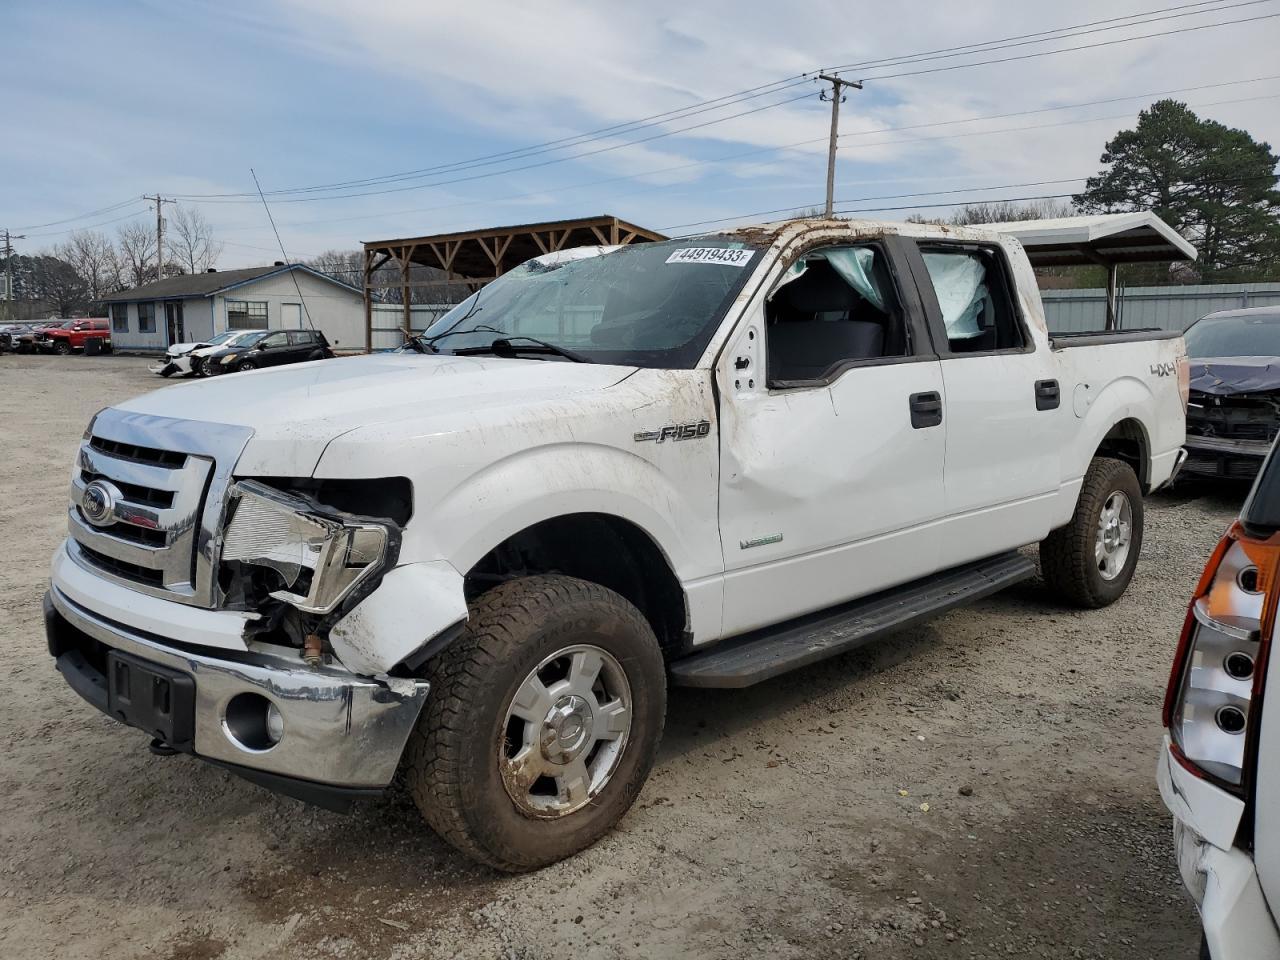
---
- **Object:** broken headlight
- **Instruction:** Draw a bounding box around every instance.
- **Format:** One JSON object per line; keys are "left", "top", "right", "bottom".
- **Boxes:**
{"left": 221, "top": 480, "right": 396, "bottom": 614}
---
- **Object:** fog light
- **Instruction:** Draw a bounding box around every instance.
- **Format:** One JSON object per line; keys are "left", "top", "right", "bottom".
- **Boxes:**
{"left": 223, "top": 693, "right": 283, "bottom": 752}
{"left": 266, "top": 703, "right": 285, "bottom": 745}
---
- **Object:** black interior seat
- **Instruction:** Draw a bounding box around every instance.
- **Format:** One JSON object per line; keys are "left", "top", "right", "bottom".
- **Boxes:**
{"left": 768, "top": 261, "right": 885, "bottom": 380}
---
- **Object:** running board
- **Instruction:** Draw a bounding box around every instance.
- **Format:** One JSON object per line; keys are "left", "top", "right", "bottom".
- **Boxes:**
{"left": 669, "top": 551, "right": 1036, "bottom": 689}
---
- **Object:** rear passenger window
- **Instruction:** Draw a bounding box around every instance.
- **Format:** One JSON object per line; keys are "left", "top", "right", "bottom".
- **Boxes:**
{"left": 919, "top": 246, "right": 1025, "bottom": 354}
{"left": 287, "top": 331, "right": 310, "bottom": 345}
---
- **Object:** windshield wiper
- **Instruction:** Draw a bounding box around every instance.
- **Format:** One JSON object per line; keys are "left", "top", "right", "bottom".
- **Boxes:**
{"left": 416, "top": 323, "right": 505, "bottom": 353}
{"left": 455, "top": 336, "right": 590, "bottom": 364}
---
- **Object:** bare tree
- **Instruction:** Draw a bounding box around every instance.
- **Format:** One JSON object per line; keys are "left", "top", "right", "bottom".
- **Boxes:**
{"left": 903, "top": 200, "right": 1075, "bottom": 227}
{"left": 167, "top": 205, "right": 223, "bottom": 275}
{"left": 57, "top": 230, "right": 122, "bottom": 303}
{"left": 307, "top": 249, "right": 465, "bottom": 304}
{"left": 946, "top": 199, "right": 1076, "bottom": 226}
{"left": 116, "top": 221, "right": 158, "bottom": 287}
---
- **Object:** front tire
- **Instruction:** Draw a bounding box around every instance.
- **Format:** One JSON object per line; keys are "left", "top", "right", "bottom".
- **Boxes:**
{"left": 236, "top": 359, "right": 256, "bottom": 372}
{"left": 54, "top": 341, "right": 71, "bottom": 355}
{"left": 403, "top": 575, "right": 666, "bottom": 872}
{"left": 1040, "top": 456, "right": 1144, "bottom": 608}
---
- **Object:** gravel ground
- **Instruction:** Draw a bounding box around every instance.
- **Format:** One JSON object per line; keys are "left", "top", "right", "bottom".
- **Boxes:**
{"left": 0, "top": 354, "right": 1238, "bottom": 959}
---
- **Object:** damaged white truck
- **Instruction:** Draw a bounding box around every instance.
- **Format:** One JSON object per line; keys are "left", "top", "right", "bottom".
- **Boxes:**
{"left": 47, "top": 218, "right": 1187, "bottom": 870}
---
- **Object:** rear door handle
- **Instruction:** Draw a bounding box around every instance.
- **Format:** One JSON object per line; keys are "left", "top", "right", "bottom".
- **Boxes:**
{"left": 909, "top": 391, "right": 943, "bottom": 429}
{"left": 1035, "top": 379, "right": 1060, "bottom": 411}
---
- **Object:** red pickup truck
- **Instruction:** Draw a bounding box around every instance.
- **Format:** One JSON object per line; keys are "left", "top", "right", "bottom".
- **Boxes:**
{"left": 36, "top": 318, "right": 112, "bottom": 354}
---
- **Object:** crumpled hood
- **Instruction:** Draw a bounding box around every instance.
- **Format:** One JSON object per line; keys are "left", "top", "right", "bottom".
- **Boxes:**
{"left": 115, "top": 353, "right": 635, "bottom": 474}
{"left": 1190, "top": 356, "right": 1280, "bottom": 396}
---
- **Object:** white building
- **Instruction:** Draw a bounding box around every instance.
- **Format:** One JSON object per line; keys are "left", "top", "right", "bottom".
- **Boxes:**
{"left": 99, "top": 263, "right": 365, "bottom": 353}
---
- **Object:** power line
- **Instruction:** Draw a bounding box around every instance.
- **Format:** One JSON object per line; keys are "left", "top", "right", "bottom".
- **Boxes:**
{"left": 203, "top": 80, "right": 816, "bottom": 200}
{"left": 21, "top": 205, "right": 152, "bottom": 240}
{"left": 822, "top": 0, "right": 1269, "bottom": 74}
{"left": 177, "top": 90, "right": 818, "bottom": 205}
{"left": 218, "top": 0, "right": 1258, "bottom": 200}
{"left": 3, "top": 229, "right": 26, "bottom": 322}
{"left": 833, "top": 92, "right": 1280, "bottom": 154}
{"left": 211, "top": 90, "right": 1280, "bottom": 255}
{"left": 16, "top": 3, "right": 1271, "bottom": 241}
{"left": 663, "top": 171, "right": 1279, "bottom": 234}
{"left": 853, "top": 9, "right": 1280, "bottom": 82}
{"left": 11, "top": 197, "right": 144, "bottom": 232}
{"left": 205, "top": 79, "right": 1280, "bottom": 240}
{"left": 169, "top": 0, "right": 1272, "bottom": 203}
{"left": 249, "top": 168, "right": 315, "bottom": 331}
{"left": 835, "top": 73, "right": 1280, "bottom": 143}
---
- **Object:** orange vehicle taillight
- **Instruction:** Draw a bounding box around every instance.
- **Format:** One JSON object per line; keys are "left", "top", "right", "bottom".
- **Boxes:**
{"left": 1164, "top": 523, "right": 1279, "bottom": 791}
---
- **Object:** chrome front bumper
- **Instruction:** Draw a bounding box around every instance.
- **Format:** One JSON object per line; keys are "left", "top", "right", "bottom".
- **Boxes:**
{"left": 47, "top": 585, "right": 429, "bottom": 798}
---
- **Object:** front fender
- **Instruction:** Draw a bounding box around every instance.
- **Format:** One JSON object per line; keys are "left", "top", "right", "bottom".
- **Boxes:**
{"left": 328, "top": 560, "right": 467, "bottom": 676}
{"left": 431, "top": 441, "right": 702, "bottom": 579}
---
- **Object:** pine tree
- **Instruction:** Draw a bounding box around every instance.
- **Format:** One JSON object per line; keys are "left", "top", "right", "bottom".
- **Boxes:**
{"left": 1074, "top": 100, "right": 1280, "bottom": 281}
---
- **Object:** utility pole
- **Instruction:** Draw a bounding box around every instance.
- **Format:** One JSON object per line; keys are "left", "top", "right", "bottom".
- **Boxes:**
{"left": 142, "top": 195, "right": 175, "bottom": 281}
{"left": 818, "top": 73, "right": 863, "bottom": 218}
{"left": 2, "top": 229, "right": 25, "bottom": 322}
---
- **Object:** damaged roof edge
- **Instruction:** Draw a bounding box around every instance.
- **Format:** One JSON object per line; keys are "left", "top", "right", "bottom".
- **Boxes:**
{"left": 714, "top": 211, "right": 1196, "bottom": 268}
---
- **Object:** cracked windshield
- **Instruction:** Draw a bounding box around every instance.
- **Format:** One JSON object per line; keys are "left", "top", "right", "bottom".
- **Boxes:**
{"left": 420, "top": 237, "right": 759, "bottom": 368}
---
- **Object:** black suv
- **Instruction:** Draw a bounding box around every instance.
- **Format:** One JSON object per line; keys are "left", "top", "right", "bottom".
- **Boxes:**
{"left": 206, "top": 329, "right": 334, "bottom": 374}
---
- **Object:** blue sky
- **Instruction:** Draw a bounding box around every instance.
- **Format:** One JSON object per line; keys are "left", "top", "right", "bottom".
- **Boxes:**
{"left": 5, "top": 0, "right": 1280, "bottom": 267}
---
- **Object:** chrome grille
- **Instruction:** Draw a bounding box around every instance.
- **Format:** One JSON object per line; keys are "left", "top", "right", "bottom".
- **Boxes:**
{"left": 65, "top": 408, "right": 253, "bottom": 607}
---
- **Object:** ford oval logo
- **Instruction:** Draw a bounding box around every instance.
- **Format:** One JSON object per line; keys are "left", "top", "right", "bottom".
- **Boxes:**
{"left": 81, "top": 480, "right": 117, "bottom": 527}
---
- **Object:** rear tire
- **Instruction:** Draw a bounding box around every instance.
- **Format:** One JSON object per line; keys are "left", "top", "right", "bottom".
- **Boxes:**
{"left": 403, "top": 575, "right": 666, "bottom": 872}
{"left": 1040, "top": 456, "right": 1143, "bottom": 608}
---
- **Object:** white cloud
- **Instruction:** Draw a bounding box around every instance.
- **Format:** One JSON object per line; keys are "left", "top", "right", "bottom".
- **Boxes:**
{"left": 6, "top": 0, "right": 1279, "bottom": 260}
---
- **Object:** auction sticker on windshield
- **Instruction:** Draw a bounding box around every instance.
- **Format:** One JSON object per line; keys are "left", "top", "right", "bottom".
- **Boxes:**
{"left": 665, "top": 247, "right": 754, "bottom": 267}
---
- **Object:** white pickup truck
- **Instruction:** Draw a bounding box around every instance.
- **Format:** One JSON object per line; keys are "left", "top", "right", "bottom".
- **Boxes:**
{"left": 47, "top": 218, "right": 1187, "bottom": 870}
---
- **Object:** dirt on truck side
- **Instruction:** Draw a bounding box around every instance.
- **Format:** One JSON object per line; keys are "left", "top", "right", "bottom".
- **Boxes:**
{"left": 1, "top": 355, "right": 1206, "bottom": 959}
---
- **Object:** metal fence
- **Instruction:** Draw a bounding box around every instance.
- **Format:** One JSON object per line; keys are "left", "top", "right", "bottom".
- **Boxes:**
{"left": 1042, "top": 282, "right": 1280, "bottom": 333}
{"left": 369, "top": 303, "right": 455, "bottom": 351}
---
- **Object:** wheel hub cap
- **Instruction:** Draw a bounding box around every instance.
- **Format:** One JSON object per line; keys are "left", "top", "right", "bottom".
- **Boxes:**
{"left": 1095, "top": 490, "right": 1133, "bottom": 581}
{"left": 499, "top": 644, "right": 633, "bottom": 819}
{"left": 540, "top": 695, "right": 594, "bottom": 764}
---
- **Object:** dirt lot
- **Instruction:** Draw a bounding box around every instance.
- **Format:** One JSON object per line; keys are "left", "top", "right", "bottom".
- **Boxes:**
{"left": 0, "top": 354, "right": 1233, "bottom": 959}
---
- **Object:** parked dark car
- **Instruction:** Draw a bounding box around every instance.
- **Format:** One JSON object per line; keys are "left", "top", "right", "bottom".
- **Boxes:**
{"left": 205, "top": 328, "right": 334, "bottom": 374}
{"left": 0, "top": 322, "right": 38, "bottom": 353}
{"left": 11, "top": 320, "right": 66, "bottom": 354}
{"left": 1183, "top": 306, "right": 1280, "bottom": 479}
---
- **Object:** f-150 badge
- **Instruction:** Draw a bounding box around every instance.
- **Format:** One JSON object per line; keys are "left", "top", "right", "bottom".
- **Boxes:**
{"left": 634, "top": 420, "right": 712, "bottom": 443}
